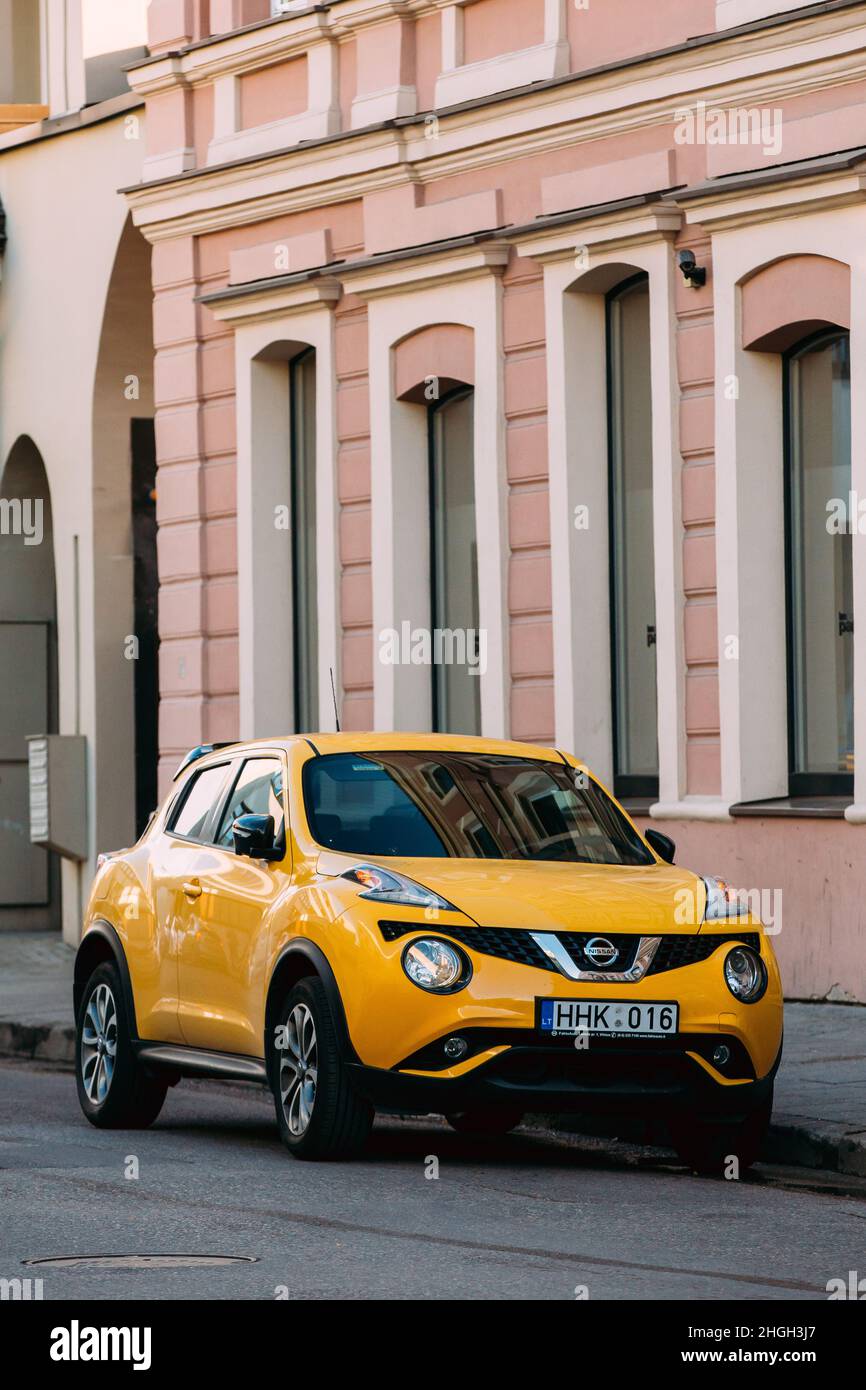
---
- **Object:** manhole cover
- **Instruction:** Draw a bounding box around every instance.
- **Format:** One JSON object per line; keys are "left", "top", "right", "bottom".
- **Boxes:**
{"left": 23, "top": 1255, "right": 258, "bottom": 1270}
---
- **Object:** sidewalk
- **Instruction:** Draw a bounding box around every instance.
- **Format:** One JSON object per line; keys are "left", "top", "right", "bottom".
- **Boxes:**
{"left": 1, "top": 931, "right": 864, "bottom": 1174}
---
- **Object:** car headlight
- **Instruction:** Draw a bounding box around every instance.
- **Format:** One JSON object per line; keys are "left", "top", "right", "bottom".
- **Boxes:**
{"left": 724, "top": 946, "right": 767, "bottom": 1003}
{"left": 342, "top": 864, "right": 457, "bottom": 911}
{"left": 402, "top": 938, "right": 469, "bottom": 993}
{"left": 702, "top": 875, "right": 753, "bottom": 922}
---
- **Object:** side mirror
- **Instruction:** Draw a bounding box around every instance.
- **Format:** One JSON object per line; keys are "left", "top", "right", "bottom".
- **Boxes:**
{"left": 645, "top": 828, "right": 675, "bottom": 864}
{"left": 232, "top": 813, "right": 281, "bottom": 862}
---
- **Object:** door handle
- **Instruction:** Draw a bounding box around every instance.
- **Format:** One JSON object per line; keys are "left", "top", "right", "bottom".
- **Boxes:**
{"left": 182, "top": 880, "right": 202, "bottom": 900}
{"left": 839, "top": 611, "right": 854, "bottom": 636}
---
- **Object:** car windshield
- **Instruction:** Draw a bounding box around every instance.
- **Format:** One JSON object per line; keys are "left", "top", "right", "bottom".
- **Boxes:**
{"left": 303, "top": 751, "right": 653, "bottom": 866}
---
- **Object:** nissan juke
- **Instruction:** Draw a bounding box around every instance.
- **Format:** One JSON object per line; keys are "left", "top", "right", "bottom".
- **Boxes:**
{"left": 74, "top": 733, "right": 783, "bottom": 1173}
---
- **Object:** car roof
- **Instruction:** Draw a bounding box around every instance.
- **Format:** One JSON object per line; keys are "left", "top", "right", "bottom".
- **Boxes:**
{"left": 193, "top": 732, "right": 568, "bottom": 762}
{"left": 305, "top": 732, "right": 566, "bottom": 760}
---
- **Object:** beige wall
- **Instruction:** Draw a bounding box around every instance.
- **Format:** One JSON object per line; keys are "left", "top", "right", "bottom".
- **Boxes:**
{"left": 0, "top": 110, "right": 149, "bottom": 941}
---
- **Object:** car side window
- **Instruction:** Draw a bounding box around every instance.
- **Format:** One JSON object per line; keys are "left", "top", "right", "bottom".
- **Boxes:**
{"left": 170, "top": 764, "right": 231, "bottom": 842}
{"left": 215, "top": 757, "right": 286, "bottom": 849}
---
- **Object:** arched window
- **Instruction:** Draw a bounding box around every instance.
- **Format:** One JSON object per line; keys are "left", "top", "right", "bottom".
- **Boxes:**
{"left": 290, "top": 347, "right": 318, "bottom": 731}
{"left": 784, "top": 329, "right": 852, "bottom": 795}
{"left": 606, "top": 274, "right": 657, "bottom": 799}
{"left": 428, "top": 386, "right": 480, "bottom": 735}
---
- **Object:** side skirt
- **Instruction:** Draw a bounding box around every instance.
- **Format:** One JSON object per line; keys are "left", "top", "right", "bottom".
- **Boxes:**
{"left": 134, "top": 1042, "right": 268, "bottom": 1085}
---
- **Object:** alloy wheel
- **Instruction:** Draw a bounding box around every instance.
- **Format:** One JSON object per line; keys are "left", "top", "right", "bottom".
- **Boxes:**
{"left": 280, "top": 1004, "right": 318, "bottom": 1136}
{"left": 81, "top": 982, "right": 118, "bottom": 1104}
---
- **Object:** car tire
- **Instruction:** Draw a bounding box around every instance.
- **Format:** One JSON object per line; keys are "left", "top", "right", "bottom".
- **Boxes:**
{"left": 272, "top": 977, "right": 374, "bottom": 1161}
{"left": 445, "top": 1107, "right": 524, "bottom": 1136}
{"left": 670, "top": 1092, "right": 772, "bottom": 1177}
{"left": 75, "top": 961, "right": 168, "bottom": 1129}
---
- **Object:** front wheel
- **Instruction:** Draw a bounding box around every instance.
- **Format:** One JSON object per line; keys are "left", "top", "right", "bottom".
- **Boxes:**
{"left": 75, "top": 962, "right": 167, "bottom": 1129}
{"left": 272, "top": 977, "right": 374, "bottom": 1161}
{"left": 670, "top": 1092, "right": 772, "bottom": 1177}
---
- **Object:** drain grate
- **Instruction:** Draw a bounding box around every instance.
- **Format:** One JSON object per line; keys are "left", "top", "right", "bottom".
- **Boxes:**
{"left": 23, "top": 1254, "right": 258, "bottom": 1270}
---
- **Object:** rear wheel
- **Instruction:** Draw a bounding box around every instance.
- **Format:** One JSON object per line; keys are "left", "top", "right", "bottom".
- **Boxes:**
{"left": 272, "top": 977, "right": 374, "bottom": 1161}
{"left": 445, "top": 1107, "right": 524, "bottom": 1136}
{"left": 75, "top": 962, "right": 167, "bottom": 1129}
{"left": 670, "top": 1092, "right": 772, "bottom": 1177}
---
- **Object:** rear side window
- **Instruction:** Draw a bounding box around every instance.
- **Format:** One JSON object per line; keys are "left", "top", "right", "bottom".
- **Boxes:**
{"left": 170, "top": 765, "right": 230, "bottom": 841}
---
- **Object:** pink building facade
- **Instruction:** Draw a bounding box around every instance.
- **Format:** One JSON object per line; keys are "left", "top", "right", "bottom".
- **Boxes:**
{"left": 125, "top": 0, "right": 866, "bottom": 1001}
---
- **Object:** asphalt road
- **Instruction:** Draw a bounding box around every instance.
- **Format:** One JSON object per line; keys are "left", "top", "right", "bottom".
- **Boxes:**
{"left": 1, "top": 1059, "right": 864, "bottom": 1301}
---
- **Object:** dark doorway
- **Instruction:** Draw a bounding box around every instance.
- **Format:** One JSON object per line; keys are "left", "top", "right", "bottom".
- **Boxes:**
{"left": 0, "top": 437, "right": 59, "bottom": 928}
{"left": 131, "top": 419, "right": 159, "bottom": 836}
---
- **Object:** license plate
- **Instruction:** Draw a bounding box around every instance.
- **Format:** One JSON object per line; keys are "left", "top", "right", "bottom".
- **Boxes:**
{"left": 538, "top": 999, "right": 679, "bottom": 1038}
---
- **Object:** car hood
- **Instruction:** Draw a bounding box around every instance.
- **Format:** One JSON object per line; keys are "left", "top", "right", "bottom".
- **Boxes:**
{"left": 321, "top": 854, "right": 707, "bottom": 935}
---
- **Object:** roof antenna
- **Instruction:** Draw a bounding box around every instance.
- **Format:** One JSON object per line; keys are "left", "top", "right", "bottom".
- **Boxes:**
{"left": 329, "top": 667, "right": 341, "bottom": 733}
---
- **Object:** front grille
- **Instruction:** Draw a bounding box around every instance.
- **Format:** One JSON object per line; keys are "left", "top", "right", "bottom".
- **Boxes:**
{"left": 647, "top": 933, "right": 760, "bottom": 975}
{"left": 379, "top": 920, "right": 551, "bottom": 969}
{"left": 379, "top": 920, "right": 760, "bottom": 978}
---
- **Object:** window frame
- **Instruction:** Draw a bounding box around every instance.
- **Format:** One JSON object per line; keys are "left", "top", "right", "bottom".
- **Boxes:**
{"left": 213, "top": 753, "right": 290, "bottom": 853}
{"left": 166, "top": 760, "right": 239, "bottom": 847}
{"left": 605, "top": 271, "right": 659, "bottom": 803}
{"left": 427, "top": 383, "right": 480, "bottom": 735}
{"left": 289, "top": 345, "right": 318, "bottom": 734}
{"left": 782, "top": 326, "right": 854, "bottom": 799}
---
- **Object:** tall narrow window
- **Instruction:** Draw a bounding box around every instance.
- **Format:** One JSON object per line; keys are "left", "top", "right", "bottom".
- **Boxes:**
{"left": 290, "top": 348, "right": 318, "bottom": 732}
{"left": 785, "top": 330, "right": 853, "bottom": 795}
{"left": 429, "top": 387, "right": 481, "bottom": 735}
{"left": 607, "top": 274, "right": 657, "bottom": 800}
{"left": 0, "top": 1, "right": 41, "bottom": 104}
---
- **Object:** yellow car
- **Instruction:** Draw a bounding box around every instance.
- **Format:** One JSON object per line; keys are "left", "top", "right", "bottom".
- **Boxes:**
{"left": 74, "top": 733, "right": 783, "bottom": 1171}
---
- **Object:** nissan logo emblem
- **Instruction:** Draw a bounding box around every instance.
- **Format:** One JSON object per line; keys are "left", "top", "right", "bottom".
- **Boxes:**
{"left": 584, "top": 937, "right": 619, "bottom": 966}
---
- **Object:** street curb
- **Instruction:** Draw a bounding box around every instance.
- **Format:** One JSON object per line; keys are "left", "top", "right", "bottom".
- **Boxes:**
{"left": 763, "top": 1116, "right": 866, "bottom": 1178}
{"left": 2, "top": 1020, "right": 865, "bottom": 1176}
{"left": 532, "top": 1111, "right": 866, "bottom": 1178}
{"left": 0, "top": 1021, "right": 75, "bottom": 1065}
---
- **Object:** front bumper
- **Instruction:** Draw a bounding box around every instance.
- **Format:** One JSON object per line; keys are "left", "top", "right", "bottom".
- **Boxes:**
{"left": 348, "top": 1030, "right": 783, "bottom": 1123}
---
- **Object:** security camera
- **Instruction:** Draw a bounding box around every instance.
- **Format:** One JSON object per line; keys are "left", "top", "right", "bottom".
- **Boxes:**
{"left": 678, "top": 249, "right": 706, "bottom": 289}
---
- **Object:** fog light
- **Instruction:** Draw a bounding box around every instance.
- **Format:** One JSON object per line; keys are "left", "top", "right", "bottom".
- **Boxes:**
{"left": 444, "top": 1036, "right": 468, "bottom": 1061}
{"left": 712, "top": 1044, "right": 731, "bottom": 1067}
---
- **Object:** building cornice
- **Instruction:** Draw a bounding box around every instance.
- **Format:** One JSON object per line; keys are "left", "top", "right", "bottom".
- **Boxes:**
{"left": 679, "top": 154, "right": 866, "bottom": 229}
{"left": 341, "top": 238, "right": 510, "bottom": 297}
{"left": 0, "top": 92, "right": 143, "bottom": 157}
{"left": 512, "top": 203, "right": 684, "bottom": 261}
{"left": 200, "top": 235, "right": 510, "bottom": 314}
{"left": 203, "top": 275, "right": 343, "bottom": 326}
{"left": 123, "top": 3, "right": 866, "bottom": 241}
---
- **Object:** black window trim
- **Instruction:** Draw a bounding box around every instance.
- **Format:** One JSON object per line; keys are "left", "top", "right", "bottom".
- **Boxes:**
{"left": 212, "top": 752, "right": 290, "bottom": 853}
{"left": 290, "top": 345, "right": 317, "bottom": 735}
{"left": 166, "top": 758, "right": 240, "bottom": 847}
{"left": 427, "top": 383, "right": 478, "bottom": 735}
{"left": 782, "top": 325, "right": 854, "bottom": 799}
{"left": 605, "top": 270, "right": 659, "bottom": 803}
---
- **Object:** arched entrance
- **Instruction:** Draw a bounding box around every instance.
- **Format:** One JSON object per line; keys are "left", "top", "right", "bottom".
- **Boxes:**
{"left": 92, "top": 214, "right": 157, "bottom": 843}
{"left": 0, "top": 437, "right": 59, "bottom": 927}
